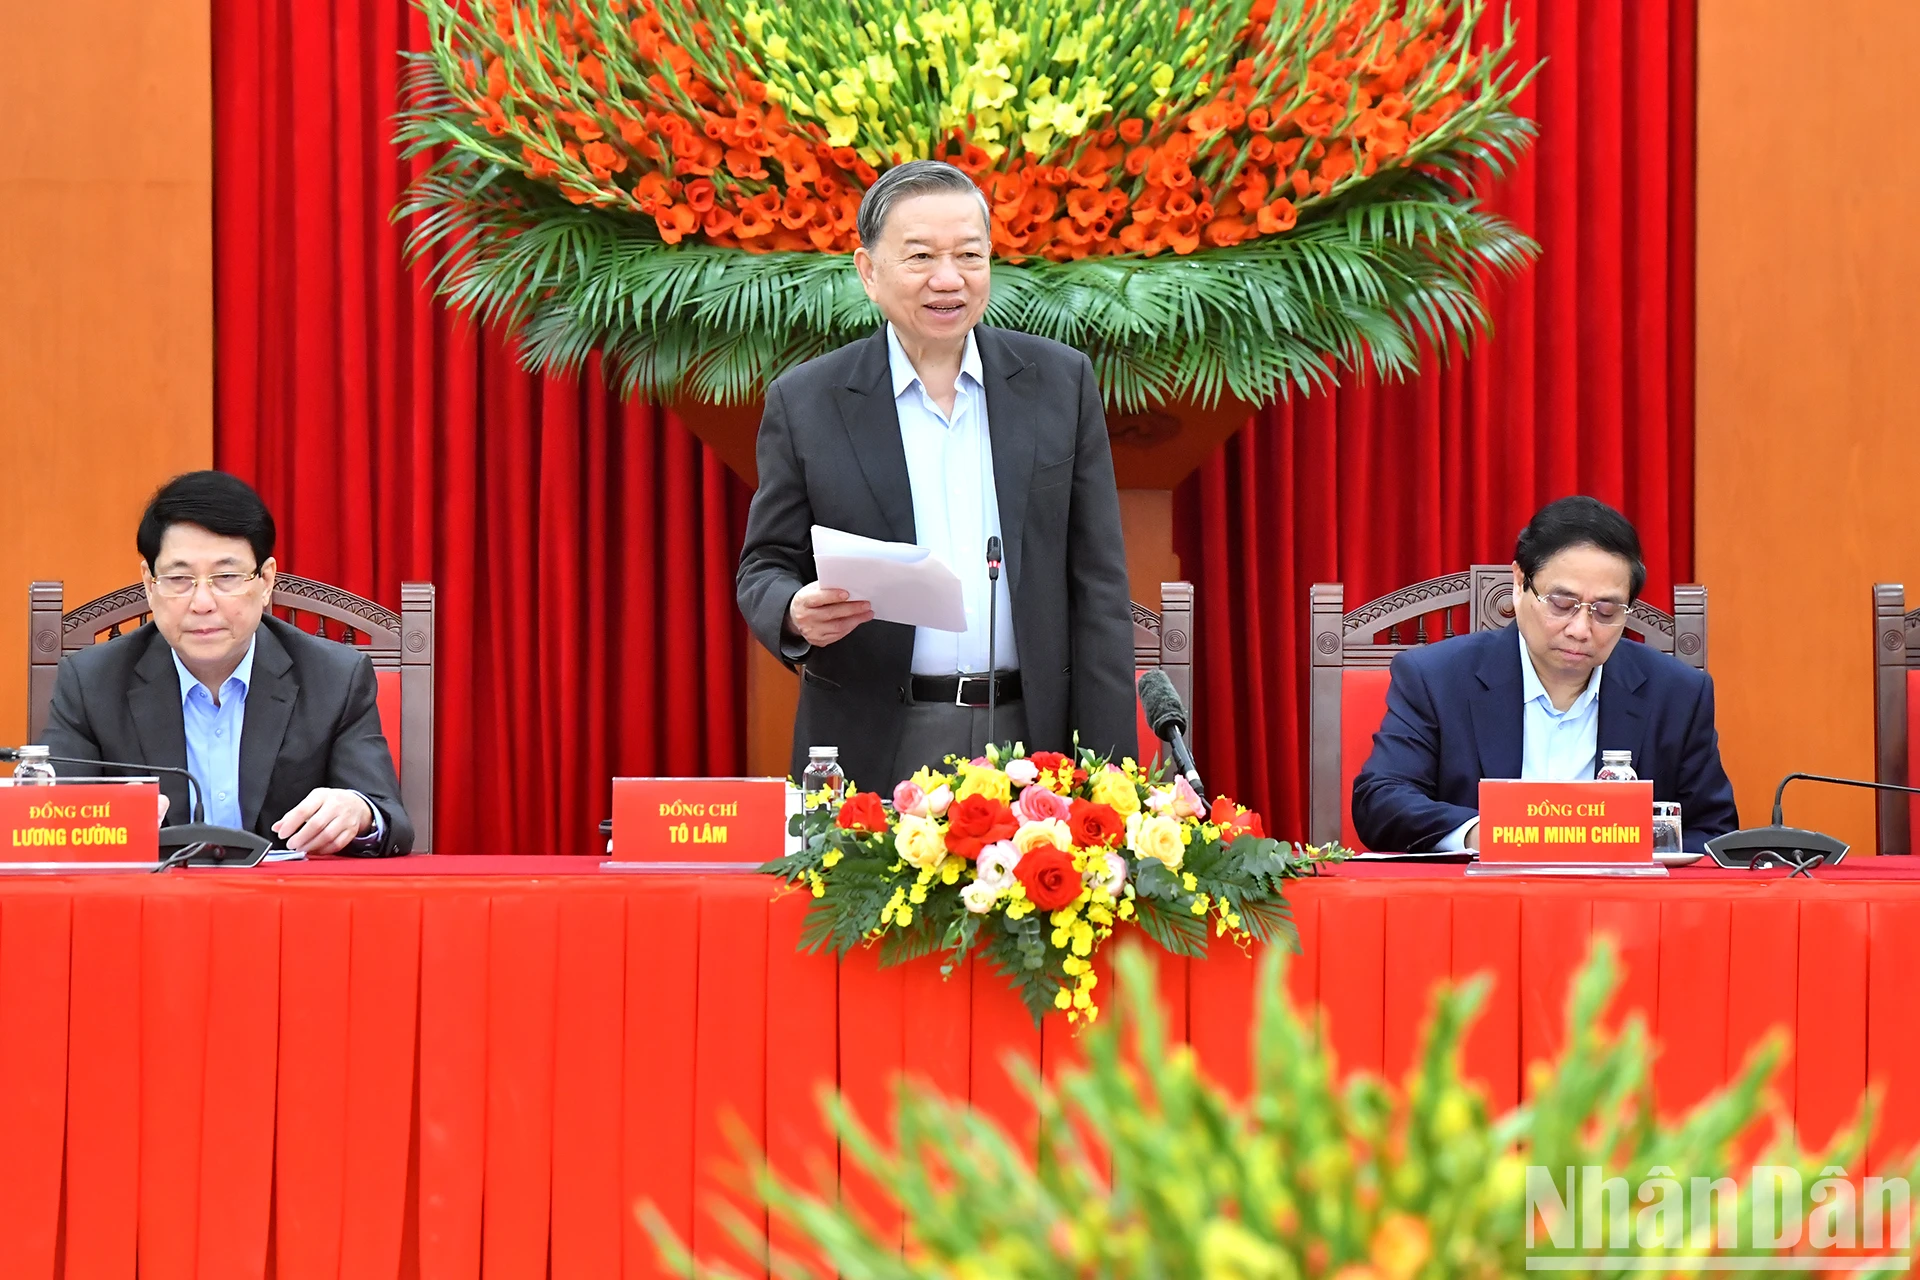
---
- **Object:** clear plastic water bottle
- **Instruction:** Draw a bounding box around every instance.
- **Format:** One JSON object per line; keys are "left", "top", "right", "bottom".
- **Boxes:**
{"left": 800, "top": 746, "right": 845, "bottom": 810}
{"left": 1596, "top": 750, "right": 1638, "bottom": 782}
{"left": 10, "top": 745, "right": 55, "bottom": 785}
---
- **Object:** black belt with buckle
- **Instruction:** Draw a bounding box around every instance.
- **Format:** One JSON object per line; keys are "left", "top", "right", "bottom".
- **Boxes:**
{"left": 911, "top": 670, "right": 1023, "bottom": 707}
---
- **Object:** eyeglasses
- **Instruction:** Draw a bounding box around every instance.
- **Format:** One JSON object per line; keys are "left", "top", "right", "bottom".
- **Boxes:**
{"left": 1527, "top": 585, "right": 1630, "bottom": 628}
{"left": 148, "top": 570, "right": 263, "bottom": 598}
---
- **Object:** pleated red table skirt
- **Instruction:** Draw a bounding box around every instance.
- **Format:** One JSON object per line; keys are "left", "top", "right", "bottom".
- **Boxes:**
{"left": 1, "top": 858, "right": 1916, "bottom": 1279}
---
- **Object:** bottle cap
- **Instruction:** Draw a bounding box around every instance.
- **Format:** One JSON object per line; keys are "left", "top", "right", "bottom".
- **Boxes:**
{"left": 808, "top": 745, "right": 839, "bottom": 759}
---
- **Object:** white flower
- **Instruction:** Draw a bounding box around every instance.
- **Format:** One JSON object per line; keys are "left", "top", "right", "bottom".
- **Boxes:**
{"left": 961, "top": 880, "right": 1001, "bottom": 914}
{"left": 1004, "top": 758, "right": 1040, "bottom": 788}
{"left": 925, "top": 784, "right": 953, "bottom": 818}
{"left": 1088, "top": 850, "right": 1127, "bottom": 897}
{"left": 975, "top": 839, "right": 1020, "bottom": 889}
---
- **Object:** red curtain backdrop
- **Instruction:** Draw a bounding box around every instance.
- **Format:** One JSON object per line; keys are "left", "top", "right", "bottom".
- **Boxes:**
{"left": 212, "top": 0, "right": 750, "bottom": 854}
{"left": 213, "top": 0, "right": 1691, "bottom": 850}
{"left": 1174, "top": 0, "right": 1697, "bottom": 830}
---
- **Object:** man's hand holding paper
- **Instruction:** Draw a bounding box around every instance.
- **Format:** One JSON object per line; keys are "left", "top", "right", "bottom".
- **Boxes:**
{"left": 807, "top": 525, "right": 967, "bottom": 632}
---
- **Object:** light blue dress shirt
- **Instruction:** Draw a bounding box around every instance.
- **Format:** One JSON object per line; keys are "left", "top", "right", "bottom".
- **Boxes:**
{"left": 173, "top": 640, "right": 254, "bottom": 829}
{"left": 172, "top": 639, "right": 385, "bottom": 847}
{"left": 1439, "top": 626, "right": 1605, "bottom": 851}
{"left": 886, "top": 323, "right": 1019, "bottom": 676}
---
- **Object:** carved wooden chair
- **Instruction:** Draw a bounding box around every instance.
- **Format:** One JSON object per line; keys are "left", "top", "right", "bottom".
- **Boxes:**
{"left": 28, "top": 577, "right": 437, "bottom": 851}
{"left": 1133, "top": 582, "right": 1195, "bottom": 765}
{"left": 1870, "top": 584, "right": 1920, "bottom": 855}
{"left": 1308, "top": 565, "right": 1707, "bottom": 848}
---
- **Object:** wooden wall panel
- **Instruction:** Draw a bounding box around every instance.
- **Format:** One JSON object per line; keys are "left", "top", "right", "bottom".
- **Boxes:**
{"left": 0, "top": 0, "right": 213, "bottom": 744}
{"left": 1695, "top": 0, "right": 1920, "bottom": 854}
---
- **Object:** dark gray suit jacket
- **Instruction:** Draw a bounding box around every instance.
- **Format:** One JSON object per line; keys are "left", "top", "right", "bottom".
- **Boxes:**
{"left": 737, "top": 324, "right": 1136, "bottom": 793}
{"left": 41, "top": 615, "right": 414, "bottom": 855}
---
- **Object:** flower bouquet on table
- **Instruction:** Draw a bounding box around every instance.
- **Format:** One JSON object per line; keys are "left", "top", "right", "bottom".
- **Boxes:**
{"left": 760, "top": 745, "right": 1346, "bottom": 1022}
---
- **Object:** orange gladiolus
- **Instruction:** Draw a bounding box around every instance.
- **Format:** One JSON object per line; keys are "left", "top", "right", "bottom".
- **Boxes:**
{"left": 1065, "top": 188, "right": 1106, "bottom": 226}
{"left": 1256, "top": 197, "right": 1298, "bottom": 234}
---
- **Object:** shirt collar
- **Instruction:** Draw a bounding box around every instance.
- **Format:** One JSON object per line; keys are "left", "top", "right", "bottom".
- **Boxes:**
{"left": 174, "top": 635, "right": 257, "bottom": 706}
{"left": 886, "top": 323, "right": 983, "bottom": 401}
{"left": 1518, "top": 623, "right": 1603, "bottom": 715}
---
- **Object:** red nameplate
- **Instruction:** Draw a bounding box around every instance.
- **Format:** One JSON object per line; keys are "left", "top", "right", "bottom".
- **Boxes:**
{"left": 1477, "top": 780, "right": 1653, "bottom": 863}
{"left": 611, "top": 777, "right": 785, "bottom": 862}
{"left": 0, "top": 781, "right": 161, "bottom": 864}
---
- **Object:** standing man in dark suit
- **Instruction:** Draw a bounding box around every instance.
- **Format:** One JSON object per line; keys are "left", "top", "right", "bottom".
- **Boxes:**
{"left": 41, "top": 471, "right": 413, "bottom": 856}
{"left": 737, "top": 159, "right": 1136, "bottom": 793}
{"left": 1350, "top": 496, "right": 1737, "bottom": 853}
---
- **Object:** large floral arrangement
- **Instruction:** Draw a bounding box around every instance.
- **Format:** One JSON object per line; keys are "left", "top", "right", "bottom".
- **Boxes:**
{"left": 398, "top": 0, "right": 1538, "bottom": 410}
{"left": 762, "top": 745, "right": 1341, "bottom": 1021}
{"left": 649, "top": 942, "right": 1920, "bottom": 1278}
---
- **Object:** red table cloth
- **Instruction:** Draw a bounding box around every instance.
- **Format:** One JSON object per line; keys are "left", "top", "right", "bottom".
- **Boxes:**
{"left": 0, "top": 858, "right": 1915, "bottom": 1279}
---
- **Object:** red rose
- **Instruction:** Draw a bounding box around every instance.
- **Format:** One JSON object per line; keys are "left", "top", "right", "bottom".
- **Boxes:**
{"left": 1028, "top": 751, "right": 1070, "bottom": 775}
{"left": 1014, "top": 846, "right": 1082, "bottom": 911}
{"left": 943, "top": 793, "right": 1017, "bottom": 859}
{"left": 836, "top": 791, "right": 889, "bottom": 834}
{"left": 1067, "top": 798, "right": 1124, "bottom": 848}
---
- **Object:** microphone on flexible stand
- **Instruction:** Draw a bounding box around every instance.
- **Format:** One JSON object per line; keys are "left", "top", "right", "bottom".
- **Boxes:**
{"left": 1703, "top": 772, "right": 1920, "bottom": 872}
{"left": 984, "top": 536, "right": 1003, "bottom": 753}
{"left": 1135, "top": 669, "right": 1204, "bottom": 799}
{"left": 1, "top": 747, "right": 270, "bottom": 869}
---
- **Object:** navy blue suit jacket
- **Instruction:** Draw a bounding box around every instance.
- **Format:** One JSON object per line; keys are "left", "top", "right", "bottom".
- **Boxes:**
{"left": 1350, "top": 626, "right": 1738, "bottom": 853}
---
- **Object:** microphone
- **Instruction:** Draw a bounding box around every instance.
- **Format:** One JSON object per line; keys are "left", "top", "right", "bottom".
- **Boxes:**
{"left": 1702, "top": 772, "right": 1920, "bottom": 871}
{"left": 1135, "top": 669, "right": 1204, "bottom": 799}
{"left": 1, "top": 747, "right": 270, "bottom": 868}
{"left": 984, "top": 536, "right": 1003, "bottom": 752}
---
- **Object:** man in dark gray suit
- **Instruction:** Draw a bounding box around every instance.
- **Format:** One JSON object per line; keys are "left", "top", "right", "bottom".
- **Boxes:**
{"left": 42, "top": 471, "right": 413, "bottom": 856}
{"left": 737, "top": 159, "right": 1136, "bottom": 793}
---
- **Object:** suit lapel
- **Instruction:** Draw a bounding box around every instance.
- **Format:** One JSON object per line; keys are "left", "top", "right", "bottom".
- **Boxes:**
{"left": 239, "top": 624, "right": 297, "bottom": 832}
{"left": 1596, "top": 643, "right": 1649, "bottom": 765}
{"left": 1468, "top": 630, "right": 1525, "bottom": 780}
{"left": 130, "top": 631, "right": 192, "bottom": 824}
{"left": 976, "top": 326, "right": 1036, "bottom": 590}
{"left": 833, "top": 327, "right": 916, "bottom": 544}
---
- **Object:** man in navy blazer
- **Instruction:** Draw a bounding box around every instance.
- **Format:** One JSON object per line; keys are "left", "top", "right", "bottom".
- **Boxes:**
{"left": 1351, "top": 496, "right": 1737, "bottom": 853}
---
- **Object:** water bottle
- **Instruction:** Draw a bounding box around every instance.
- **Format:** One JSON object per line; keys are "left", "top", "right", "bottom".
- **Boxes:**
{"left": 1596, "top": 750, "right": 1638, "bottom": 782}
{"left": 10, "top": 745, "right": 56, "bottom": 785}
{"left": 800, "top": 746, "right": 845, "bottom": 810}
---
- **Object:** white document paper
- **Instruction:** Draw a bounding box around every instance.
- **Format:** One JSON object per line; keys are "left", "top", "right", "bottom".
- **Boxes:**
{"left": 811, "top": 524, "right": 967, "bottom": 632}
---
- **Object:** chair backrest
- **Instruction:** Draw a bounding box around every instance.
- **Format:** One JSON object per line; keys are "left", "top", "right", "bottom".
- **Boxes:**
{"left": 1308, "top": 565, "right": 1707, "bottom": 848}
{"left": 28, "top": 576, "right": 437, "bottom": 851}
{"left": 1871, "top": 583, "right": 1920, "bottom": 855}
{"left": 1132, "top": 582, "right": 1194, "bottom": 767}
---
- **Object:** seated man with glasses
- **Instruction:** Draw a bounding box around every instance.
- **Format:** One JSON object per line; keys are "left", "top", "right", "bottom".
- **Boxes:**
{"left": 41, "top": 471, "right": 412, "bottom": 855}
{"left": 1351, "top": 495, "right": 1736, "bottom": 853}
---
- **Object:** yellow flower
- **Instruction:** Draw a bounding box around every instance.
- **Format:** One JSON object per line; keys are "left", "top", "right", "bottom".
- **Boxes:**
{"left": 955, "top": 763, "right": 1011, "bottom": 805}
{"left": 1014, "top": 818, "right": 1073, "bottom": 855}
{"left": 909, "top": 766, "right": 952, "bottom": 793}
{"left": 1369, "top": 1213, "right": 1431, "bottom": 1280}
{"left": 823, "top": 113, "right": 859, "bottom": 147}
{"left": 765, "top": 33, "right": 792, "bottom": 62}
{"left": 1128, "top": 812, "right": 1185, "bottom": 869}
{"left": 1088, "top": 769, "right": 1141, "bottom": 817}
{"left": 896, "top": 814, "right": 947, "bottom": 871}
{"left": 1149, "top": 62, "right": 1175, "bottom": 95}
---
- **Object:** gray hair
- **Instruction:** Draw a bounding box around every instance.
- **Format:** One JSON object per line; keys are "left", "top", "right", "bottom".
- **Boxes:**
{"left": 856, "top": 159, "right": 992, "bottom": 249}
